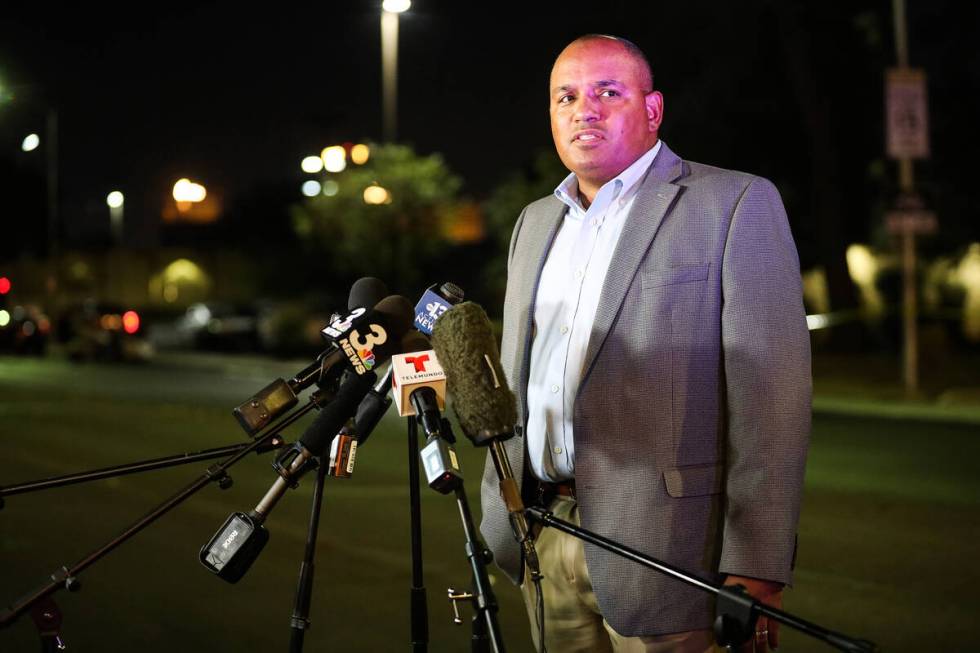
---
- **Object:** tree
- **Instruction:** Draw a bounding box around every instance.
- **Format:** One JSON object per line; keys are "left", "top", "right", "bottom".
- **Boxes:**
{"left": 481, "top": 150, "right": 566, "bottom": 306}
{"left": 291, "top": 144, "right": 463, "bottom": 294}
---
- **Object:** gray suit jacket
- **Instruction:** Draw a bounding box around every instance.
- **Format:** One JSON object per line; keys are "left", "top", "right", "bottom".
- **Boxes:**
{"left": 479, "top": 142, "right": 811, "bottom": 636}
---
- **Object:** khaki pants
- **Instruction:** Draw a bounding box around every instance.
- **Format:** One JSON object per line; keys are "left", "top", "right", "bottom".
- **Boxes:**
{"left": 520, "top": 496, "right": 721, "bottom": 653}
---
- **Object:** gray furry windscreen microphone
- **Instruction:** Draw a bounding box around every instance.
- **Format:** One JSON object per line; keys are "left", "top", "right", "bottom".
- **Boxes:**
{"left": 430, "top": 301, "right": 518, "bottom": 446}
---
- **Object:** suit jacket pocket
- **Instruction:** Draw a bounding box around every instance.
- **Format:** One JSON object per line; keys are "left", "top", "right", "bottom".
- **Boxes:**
{"left": 664, "top": 462, "right": 724, "bottom": 497}
{"left": 641, "top": 263, "right": 709, "bottom": 289}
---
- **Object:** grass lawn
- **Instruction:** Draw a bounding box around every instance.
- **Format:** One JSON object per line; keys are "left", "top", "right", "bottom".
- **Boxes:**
{"left": 1, "top": 355, "right": 978, "bottom": 652}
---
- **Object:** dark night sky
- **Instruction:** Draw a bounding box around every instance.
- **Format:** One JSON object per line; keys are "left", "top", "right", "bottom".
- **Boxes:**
{"left": 1, "top": 1, "right": 977, "bottom": 256}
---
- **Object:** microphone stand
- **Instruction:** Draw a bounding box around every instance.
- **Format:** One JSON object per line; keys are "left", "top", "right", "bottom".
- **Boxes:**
{"left": 524, "top": 506, "right": 878, "bottom": 653}
{"left": 407, "top": 415, "right": 429, "bottom": 652}
{"left": 434, "top": 424, "right": 505, "bottom": 653}
{"left": 288, "top": 445, "right": 330, "bottom": 653}
{"left": 0, "top": 439, "right": 286, "bottom": 506}
{"left": 283, "top": 370, "right": 394, "bottom": 652}
{"left": 408, "top": 386, "right": 504, "bottom": 653}
{"left": 0, "top": 393, "right": 323, "bottom": 645}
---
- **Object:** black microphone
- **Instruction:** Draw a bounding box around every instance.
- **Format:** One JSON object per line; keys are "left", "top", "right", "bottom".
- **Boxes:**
{"left": 232, "top": 277, "right": 390, "bottom": 435}
{"left": 321, "top": 275, "right": 465, "bottom": 479}
{"left": 430, "top": 302, "right": 541, "bottom": 574}
{"left": 350, "top": 329, "right": 429, "bottom": 448}
{"left": 326, "top": 368, "right": 393, "bottom": 479}
{"left": 414, "top": 281, "right": 465, "bottom": 335}
{"left": 199, "top": 372, "right": 378, "bottom": 583}
{"left": 411, "top": 386, "right": 464, "bottom": 495}
{"left": 327, "top": 285, "right": 465, "bottom": 473}
{"left": 200, "top": 295, "right": 415, "bottom": 583}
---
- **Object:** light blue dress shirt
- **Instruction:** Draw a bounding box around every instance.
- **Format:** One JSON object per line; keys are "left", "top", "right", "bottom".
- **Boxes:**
{"left": 525, "top": 141, "right": 662, "bottom": 482}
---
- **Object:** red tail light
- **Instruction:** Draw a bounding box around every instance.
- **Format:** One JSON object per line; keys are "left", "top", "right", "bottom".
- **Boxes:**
{"left": 123, "top": 310, "right": 140, "bottom": 334}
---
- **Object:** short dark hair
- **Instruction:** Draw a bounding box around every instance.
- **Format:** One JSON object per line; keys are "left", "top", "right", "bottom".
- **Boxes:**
{"left": 569, "top": 34, "right": 654, "bottom": 91}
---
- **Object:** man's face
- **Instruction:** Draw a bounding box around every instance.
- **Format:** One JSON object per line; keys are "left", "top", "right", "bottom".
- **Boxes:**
{"left": 549, "top": 39, "right": 663, "bottom": 196}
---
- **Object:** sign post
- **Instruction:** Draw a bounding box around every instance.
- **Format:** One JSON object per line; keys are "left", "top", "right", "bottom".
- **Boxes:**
{"left": 886, "top": 0, "right": 931, "bottom": 396}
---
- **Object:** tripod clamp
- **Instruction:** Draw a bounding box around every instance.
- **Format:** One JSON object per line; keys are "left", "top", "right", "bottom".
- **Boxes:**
{"left": 271, "top": 442, "right": 319, "bottom": 488}
{"left": 205, "top": 464, "right": 234, "bottom": 490}
{"left": 446, "top": 587, "right": 474, "bottom": 625}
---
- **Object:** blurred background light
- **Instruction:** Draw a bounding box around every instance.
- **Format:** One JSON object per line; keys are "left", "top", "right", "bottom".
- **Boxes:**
{"left": 0, "top": 276, "right": 10, "bottom": 294}
{"left": 122, "top": 310, "right": 140, "bottom": 334}
{"left": 101, "top": 313, "right": 122, "bottom": 331}
{"left": 302, "top": 180, "right": 322, "bottom": 197}
{"left": 363, "top": 184, "right": 390, "bottom": 205}
{"left": 806, "top": 314, "right": 830, "bottom": 330}
{"left": 321, "top": 145, "right": 347, "bottom": 173}
{"left": 173, "top": 178, "right": 207, "bottom": 203}
{"left": 322, "top": 179, "right": 340, "bottom": 196}
{"left": 106, "top": 191, "right": 124, "bottom": 208}
{"left": 351, "top": 144, "right": 370, "bottom": 165}
{"left": 383, "top": 0, "right": 411, "bottom": 13}
{"left": 846, "top": 244, "right": 877, "bottom": 286}
{"left": 846, "top": 243, "right": 886, "bottom": 316}
{"left": 958, "top": 243, "right": 980, "bottom": 341}
{"left": 301, "top": 155, "right": 324, "bottom": 173}
{"left": 21, "top": 133, "right": 40, "bottom": 152}
{"left": 0, "top": 310, "right": 9, "bottom": 328}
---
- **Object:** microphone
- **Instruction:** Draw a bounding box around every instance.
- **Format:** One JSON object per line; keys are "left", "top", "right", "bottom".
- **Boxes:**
{"left": 200, "top": 371, "right": 379, "bottom": 583}
{"left": 233, "top": 277, "right": 391, "bottom": 435}
{"left": 325, "top": 368, "right": 393, "bottom": 479}
{"left": 391, "top": 330, "right": 463, "bottom": 493}
{"left": 323, "top": 281, "right": 463, "bottom": 479}
{"left": 325, "top": 283, "right": 462, "bottom": 479}
{"left": 200, "top": 295, "right": 415, "bottom": 583}
{"left": 430, "top": 302, "right": 540, "bottom": 573}
{"left": 430, "top": 302, "right": 517, "bottom": 445}
{"left": 412, "top": 385, "right": 464, "bottom": 495}
{"left": 414, "top": 282, "right": 465, "bottom": 335}
{"left": 337, "top": 330, "right": 428, "bottom": 465}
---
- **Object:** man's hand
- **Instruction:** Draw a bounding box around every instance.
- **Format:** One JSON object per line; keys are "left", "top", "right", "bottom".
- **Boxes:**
{"left": 723, "top": 575, "right": 783, "bottom": 652}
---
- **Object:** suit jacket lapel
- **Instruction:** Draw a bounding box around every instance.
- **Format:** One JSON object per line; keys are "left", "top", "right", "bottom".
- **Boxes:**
{"left": 580, "top": 142, "right": 688, "bottom": 383}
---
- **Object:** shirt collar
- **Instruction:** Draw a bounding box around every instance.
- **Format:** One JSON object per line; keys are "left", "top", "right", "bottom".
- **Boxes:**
{"left": 554, "top": 139, "right": 663, "bottom": 215}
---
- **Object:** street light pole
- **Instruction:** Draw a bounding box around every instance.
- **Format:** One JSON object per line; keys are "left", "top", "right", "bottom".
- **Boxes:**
{"left": 381, "top": 0, "right": 410, "bottom": 143}
{"left": 45, "top": 108, "right": 59, "bottom": 295}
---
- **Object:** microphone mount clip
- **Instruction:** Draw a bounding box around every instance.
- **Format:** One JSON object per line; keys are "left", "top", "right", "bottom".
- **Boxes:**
{"left": 271, "top": 443, "right": 318, "bottom": 489}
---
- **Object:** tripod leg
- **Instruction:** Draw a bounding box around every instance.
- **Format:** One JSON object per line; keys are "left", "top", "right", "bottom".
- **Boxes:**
{"left": 407, "top": 416, "right": 429, "bottom": 652}
{"left": 288, "top": 458, "right": 329, "bottom": 653}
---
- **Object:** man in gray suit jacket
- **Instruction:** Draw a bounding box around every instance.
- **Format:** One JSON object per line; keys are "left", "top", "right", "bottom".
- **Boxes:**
{"left": 479, "top": 35, "right": 810, "bottom": 653}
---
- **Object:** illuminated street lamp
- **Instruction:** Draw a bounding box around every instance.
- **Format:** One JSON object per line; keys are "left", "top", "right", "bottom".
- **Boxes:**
{"left": 21, "top": 133, "right": 40, "bottom": 152}
{"left": 172, "top": 178, "right": 207, "bottom": 213}
{"left": 107, "top": 191, "right": 124, "bottom": 244}
{"left": 3, "top": 88, "right": 60, "bottom": 290}
{"left": 381, "top": 1, "right": 410, "bottom": 142}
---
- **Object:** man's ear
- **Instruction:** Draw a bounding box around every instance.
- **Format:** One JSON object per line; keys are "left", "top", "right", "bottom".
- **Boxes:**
{"left": 645, "top": 90, "right": 664, "bottom": 132}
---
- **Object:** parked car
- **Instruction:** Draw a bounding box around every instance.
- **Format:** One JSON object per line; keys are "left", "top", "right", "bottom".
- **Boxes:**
{"left": 175, "top": 302, "right": 263, "bottom": 352}
{"left": 58, "top": 300, "right": 153, "bottom": 362}
{"left": 0, "top": 304, "right": 51, "bottom": 355}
